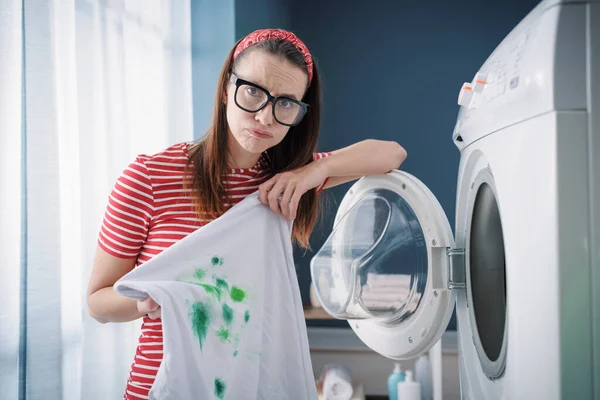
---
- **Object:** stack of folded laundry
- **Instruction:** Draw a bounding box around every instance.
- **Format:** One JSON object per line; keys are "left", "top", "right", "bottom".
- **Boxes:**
{"left": 360, "top": 273, "right": 421, "bottom": 314}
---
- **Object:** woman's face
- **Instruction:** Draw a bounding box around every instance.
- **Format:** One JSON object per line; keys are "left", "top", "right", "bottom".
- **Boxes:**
{"left": 225, "top": 49, "right": 308, "bottom": 156}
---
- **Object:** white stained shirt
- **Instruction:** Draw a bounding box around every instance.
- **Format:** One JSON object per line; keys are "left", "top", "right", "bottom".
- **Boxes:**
{"left": 115, "top": 193, "right": 317, "bottom": 400}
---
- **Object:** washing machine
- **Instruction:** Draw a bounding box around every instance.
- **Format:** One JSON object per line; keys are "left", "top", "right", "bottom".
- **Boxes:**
{"left": 310, "top": 0, "right": 599, "bottom": 399}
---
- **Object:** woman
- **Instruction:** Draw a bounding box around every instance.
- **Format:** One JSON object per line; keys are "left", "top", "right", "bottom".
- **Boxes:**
{"left": 87, "top": 28, "right": 406, "bottom": 399}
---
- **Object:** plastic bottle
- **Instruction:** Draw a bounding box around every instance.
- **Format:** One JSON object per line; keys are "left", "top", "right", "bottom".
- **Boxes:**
{"left": 415, "top": 354, "right": 432, "bottom": 400}
{"left": 397, "top": 370, "right": 421, "bottom": 400}
{"left": 387, "top": 363, "right": 406, "bottom": 400}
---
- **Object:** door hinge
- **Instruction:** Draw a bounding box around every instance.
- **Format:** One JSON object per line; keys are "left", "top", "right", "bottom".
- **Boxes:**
{"left": 447, "top": 248, "right": 466, "bottom": 289}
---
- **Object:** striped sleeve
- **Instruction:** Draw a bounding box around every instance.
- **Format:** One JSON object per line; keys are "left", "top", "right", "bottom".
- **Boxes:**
{"left": 98, "top": 157, "right": 154, "bottom": 259}
{"left": 313, "top": 151, "right": 331, "bottom": 161}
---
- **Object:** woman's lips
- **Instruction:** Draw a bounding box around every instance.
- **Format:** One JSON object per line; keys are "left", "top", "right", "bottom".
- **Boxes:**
{"left": 249, "top": 129, "right": 272, "bottom": 139}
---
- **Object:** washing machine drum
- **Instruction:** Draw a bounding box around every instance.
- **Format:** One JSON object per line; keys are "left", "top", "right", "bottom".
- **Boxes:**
{"left": 310, "top": 170, "right": 457, "bottom": 360}
{"left": 311, "top": 188, "right": 428, "bottom": 321}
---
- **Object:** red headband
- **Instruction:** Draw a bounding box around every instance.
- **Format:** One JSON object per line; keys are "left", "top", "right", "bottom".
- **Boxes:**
{"left": 233, "top": 29, "right": 314, "bottom": 84}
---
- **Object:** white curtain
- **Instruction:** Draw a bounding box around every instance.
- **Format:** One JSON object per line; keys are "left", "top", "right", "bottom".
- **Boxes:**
{"left": 0, "top": 1, "right": 24, "bottom": 399}
{"left": 0, "top": 0, "right": 193, "bottom": 398}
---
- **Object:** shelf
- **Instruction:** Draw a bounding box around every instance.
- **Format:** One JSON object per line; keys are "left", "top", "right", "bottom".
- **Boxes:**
{"left": 303, "top": 305, "right": 335, "bottom": 320}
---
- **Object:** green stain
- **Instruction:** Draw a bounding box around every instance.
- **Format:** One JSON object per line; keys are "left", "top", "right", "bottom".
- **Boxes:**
{"left": 211, "top": 256, "right": 223, "bottom": 266}
{"left": 199, "top": 284, "right": 222, "bottom": 300}
{"left": 189, "top": 302, "right": 210, "bottom": 351}
{"left": 214, "top": 378, "right": 227, "bottom": 399}
{"left": 222, "top": 303, "right": 233, "bottom": 325}
{"left": 216, "top": 326, "right": 230, "bottom": 343}
{"left": 194, "top": 268, "right": 206, "bottom": 281}
{"left": 230, "top": 286, "right": 246, "bottom": 303}
{"left": 244, "top": 310, "right": 250, "bottom": 323}
{"left": 233, "top": 350, "right": 238, "bottom": 357}
{"left": 215, "top": 277, "right": 229, "bottom": 291}
{"left": 183, "top": 281, "right": 222, "bottom": 301}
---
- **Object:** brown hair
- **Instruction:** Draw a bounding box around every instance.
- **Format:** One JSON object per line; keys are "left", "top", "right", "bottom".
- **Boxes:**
{"left": 185, "top": 38, "right": 323, "bottom": 249}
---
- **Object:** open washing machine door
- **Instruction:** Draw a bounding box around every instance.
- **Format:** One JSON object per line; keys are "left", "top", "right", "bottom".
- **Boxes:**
{"left": 310, "top": 170, "right": 463, "bottom": 360}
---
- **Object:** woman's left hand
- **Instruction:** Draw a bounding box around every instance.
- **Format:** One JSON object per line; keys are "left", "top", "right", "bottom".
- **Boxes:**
{"left": 258, "top": 161, "right": 328, "bottom": 221}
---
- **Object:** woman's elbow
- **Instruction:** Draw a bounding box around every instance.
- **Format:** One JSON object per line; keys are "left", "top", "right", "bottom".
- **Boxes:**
{"left": 387, "top": 141, "right": 407, "bottom": 170}
{"left": 88, "top": 310, "right": 107, "bottom": 324}
{"left": 397, "top": 143, "right": 408, "bottom": 165}
{"left": 87, "top": 293, "right": 108, "bottom": 324}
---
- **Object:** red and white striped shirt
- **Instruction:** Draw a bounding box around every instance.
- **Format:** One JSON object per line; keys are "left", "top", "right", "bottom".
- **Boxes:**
{"left": 97, "top": 142, "right": 330, "bottom": 399}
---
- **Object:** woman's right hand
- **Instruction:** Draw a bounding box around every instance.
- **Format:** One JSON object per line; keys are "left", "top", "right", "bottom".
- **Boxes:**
{"left": 137, "top": 296, "right": 161, "bottom": 319}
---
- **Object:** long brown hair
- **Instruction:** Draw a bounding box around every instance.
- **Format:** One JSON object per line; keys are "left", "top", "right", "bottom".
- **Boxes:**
{"left": 185, "top": 38, "right": 323, "bottom": 249}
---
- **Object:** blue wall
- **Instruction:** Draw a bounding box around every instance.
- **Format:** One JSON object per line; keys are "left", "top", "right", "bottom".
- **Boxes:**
{"left": 198, "top": 0, "right": 541, "bottom": 329}
{"left": 235, "top": 0, "right": 292, "bottom": 35}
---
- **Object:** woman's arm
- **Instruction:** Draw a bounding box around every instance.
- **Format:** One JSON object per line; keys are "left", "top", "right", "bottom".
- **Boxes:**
{"left": 87, "top": 157, "right": 161, "bottom": 323}
{"left": 87, "top": 246, "right": 162, "bottom": 323}
{"left": 258, "top": 139, "right": 407, "bottom": 220}
{"left": 318, "top": 139, "right": 407, "bottom": 189}
{"left": 86, "top": 246, "right": 147, "bottom": 323}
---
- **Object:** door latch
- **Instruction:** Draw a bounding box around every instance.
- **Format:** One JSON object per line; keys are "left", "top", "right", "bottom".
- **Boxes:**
{"left": 447, "top": 248, "right": 466, "bottom": 289}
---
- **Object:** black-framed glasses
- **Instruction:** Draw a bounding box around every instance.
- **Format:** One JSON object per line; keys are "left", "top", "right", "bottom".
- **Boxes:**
{"left": 229, "top": 73, "right": 309, "bottom": 127}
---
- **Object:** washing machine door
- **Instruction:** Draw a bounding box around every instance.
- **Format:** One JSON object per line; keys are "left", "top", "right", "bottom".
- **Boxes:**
{"left": 310, "top": 170, "right": 461, "bottom": 360}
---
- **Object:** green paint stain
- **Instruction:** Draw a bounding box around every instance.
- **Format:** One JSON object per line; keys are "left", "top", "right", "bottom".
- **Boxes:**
{"left": 244, "top": 310, "right": 250, "bottom": 323}
{"left": 195, "top": 268, "right": 206, "bottom": 281}
{"left": 217, "top": 326, "right": 230, "bottom": 343}
{"left": 199, "top": 284, "right": 222, "bottom": 300}
{"left": 214, "top": 378, "right": 227, "bottom": 399}
{"left": 230, "top": 286, "right": 246, "bottom": 303}
{"left": 189, "top": 302, "right": 210, "bottom": 351}
{"left": 215, "top": 277, "right": 229, "bottom": 291}
{"left": 233, "top": 350, "right": 238, "bottom": 357}
{"left": 222, "top": 303, "right": 233, "bottom": 325}
{"left": 211, "top": 256, "right": 223, "bottom": 266}
{"left": 184, "top": 281, "right": 223, "bottom": 300}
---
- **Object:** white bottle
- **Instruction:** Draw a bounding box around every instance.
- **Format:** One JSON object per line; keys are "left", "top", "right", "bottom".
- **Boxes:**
{"left": 397, "top": 370, "right": 421, "bottom": 400}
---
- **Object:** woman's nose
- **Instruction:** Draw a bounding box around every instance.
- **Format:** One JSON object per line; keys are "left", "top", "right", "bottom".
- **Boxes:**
{"left": 255, "top": 102, "right": 274, "bottom": 126}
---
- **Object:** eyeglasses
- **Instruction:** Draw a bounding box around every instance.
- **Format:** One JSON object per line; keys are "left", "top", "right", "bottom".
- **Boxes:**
{"left": 229, "top": 73, "right": 309, "bottom": 127}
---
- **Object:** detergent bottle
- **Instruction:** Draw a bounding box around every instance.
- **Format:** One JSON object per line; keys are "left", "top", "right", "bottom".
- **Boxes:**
{"left": 397, "top": 370, "right": 421, "bottom": 400}
{"left": 387, "top": 362, "right": 406, "bottom": 400}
